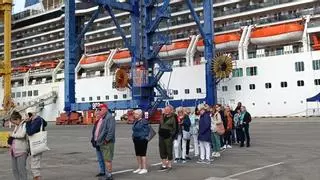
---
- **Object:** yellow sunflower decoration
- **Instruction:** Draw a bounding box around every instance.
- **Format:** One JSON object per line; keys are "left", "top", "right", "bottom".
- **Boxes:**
{"left": 212, "top": 53, "right": 233, "bottom": 79}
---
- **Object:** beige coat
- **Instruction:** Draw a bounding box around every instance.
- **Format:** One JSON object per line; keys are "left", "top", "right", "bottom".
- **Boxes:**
{"left": 211, "top": 112, "right": 222, "bottom": 132}
{"left": 11, "top": 121, "right": 28, "bottom": 156}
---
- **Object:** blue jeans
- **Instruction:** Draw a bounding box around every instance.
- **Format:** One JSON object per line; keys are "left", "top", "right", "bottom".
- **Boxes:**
{"left": 96, "top": 148, "right": 106, "bottom": 174}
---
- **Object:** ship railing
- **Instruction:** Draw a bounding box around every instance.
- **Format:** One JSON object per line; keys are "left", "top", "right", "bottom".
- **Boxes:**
{"left": 1, "top": 91, "right": 58, "bottom": 121}
{"left": 14, "top": 91, "right": 58, "bottom": 112}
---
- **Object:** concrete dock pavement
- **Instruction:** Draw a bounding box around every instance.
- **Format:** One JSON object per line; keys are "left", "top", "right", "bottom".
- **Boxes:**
{"left": 0, "top": 118, "right": 319, "bottom": 180}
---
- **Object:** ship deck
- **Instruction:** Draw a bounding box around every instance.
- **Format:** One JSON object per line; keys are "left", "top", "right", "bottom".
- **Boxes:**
{"left": 0, "top": 118, "right": 320, "bottom": 180}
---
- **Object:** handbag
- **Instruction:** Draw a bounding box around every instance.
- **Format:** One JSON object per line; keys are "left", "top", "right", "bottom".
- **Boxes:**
{"left": 147, "top": 125, "right": 156, "bottom": 141}
{"left": 182, "top": 130, "right": 191, "bottom": 140}
{"left": 28, "top": 122, "right": 50, "bottom": 156}
{"left": 216, "top": 122, "right": 225, "bottom": 135}
{"left": 158, "top": 128, "right": 171, "bottom": 139}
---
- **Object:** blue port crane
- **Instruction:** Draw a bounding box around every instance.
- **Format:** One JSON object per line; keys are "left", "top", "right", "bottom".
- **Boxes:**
{"left": 64, "top": 0, "right": 216, "bottom": 112}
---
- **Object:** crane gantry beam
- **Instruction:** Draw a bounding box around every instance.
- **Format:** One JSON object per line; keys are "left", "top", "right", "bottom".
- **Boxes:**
{"left": 64, "top": 0, "right": 215, "bottom": 112}
{"left": 0, "top": 0, "right": 13, "bottom": 112}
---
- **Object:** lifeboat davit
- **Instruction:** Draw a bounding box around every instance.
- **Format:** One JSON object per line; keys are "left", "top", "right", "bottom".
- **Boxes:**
{"left": 12, "top": 66, "right": 30, "bottom": 73}
{"left": 80, "top": 55, "right": 108, "bottom": 69}
{"left": 197, "top": 33, "right": 241, "bottom": 52}
{"left": 113, "top": 51, "right": 131, "bottom": 64}
{"left": 158, "top": 40, "right": 189, "bottom": 58}
{"left": 250, "top": 23, "right": 304, "bottom": 45}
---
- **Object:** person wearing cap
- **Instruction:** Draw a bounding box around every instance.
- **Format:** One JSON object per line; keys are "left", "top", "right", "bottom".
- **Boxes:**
{"left": 25, "top": 108, "right": 47, "bottom": 180}
{"left": 91, "top": 104, "right": 115, "bottom": 180}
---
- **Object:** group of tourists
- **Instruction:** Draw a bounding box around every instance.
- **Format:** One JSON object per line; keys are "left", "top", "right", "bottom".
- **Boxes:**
{"left": 7, "top": 101, "right": 251, "bottom": 180}
{"left": 157, "top": 102, "right": 252, "bottom": 168}
{"left": 7, "top": 108, "right": 47, "bottom": 180}
{"left": 90, "top": 102, "right": 251, "bottom": 179}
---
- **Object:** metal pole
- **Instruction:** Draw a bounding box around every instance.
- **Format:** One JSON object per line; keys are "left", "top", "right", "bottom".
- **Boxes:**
{"left": 3, "top": 0, "right": 12, "bottom": 112}
{"left": 203, "top": 0, "right": 216, "bottom": 105}
{"left": 64, "top": 0, "right": 76, "bottom": 111}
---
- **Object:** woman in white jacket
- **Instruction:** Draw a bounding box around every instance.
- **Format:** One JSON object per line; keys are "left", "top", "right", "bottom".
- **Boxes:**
{"left": 8, "top": 111, "right": 28, "bottom": 180}
{"left": 211, "top": 105, "right": 222, "bottom": 158}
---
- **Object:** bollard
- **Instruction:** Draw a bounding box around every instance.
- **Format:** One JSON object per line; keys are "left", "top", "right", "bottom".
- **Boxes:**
{"left": 0, "top": 131, "right": 10, "bottom": 148}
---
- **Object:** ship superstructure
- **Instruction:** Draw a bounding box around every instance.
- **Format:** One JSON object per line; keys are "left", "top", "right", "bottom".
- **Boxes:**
{"left": 1, "top": 0, "right": 320, "bottom": 121}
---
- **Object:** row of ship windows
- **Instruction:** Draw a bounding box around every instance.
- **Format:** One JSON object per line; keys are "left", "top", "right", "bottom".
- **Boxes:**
{"left": 77, "top": 88, "right": 203, "bottom": 102}
{"left": 233, "top": 60, "right": 320, "bottom": 77}
{"left": 295, "top": 60, "right": 320, "bottom": 72}
{"left": 246, "top": 100, "right": 305, "bottom": 107}
{"left": 221, "top": 80, "right": 320, "bottom": 92}
{"left": 78, "top": 94, "right": 128, "bottom": 102}
{"left": 11, "top": 90, "right": 39, "bottom": 98}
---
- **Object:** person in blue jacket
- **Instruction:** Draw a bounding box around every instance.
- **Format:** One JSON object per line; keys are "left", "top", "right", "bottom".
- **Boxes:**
{"left": 25, "top": 109, "right": 47, "bottom": 180}
{"left": 132, "top": 109, "right": 150, "bottom": 175}
{"left": 197, "top": 104, "right": 212, "bottom": 164}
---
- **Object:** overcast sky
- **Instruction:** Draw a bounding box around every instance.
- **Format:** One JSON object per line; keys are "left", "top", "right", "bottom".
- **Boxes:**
{"left": 13, "top": 0, "right": 26, "bottom": 14}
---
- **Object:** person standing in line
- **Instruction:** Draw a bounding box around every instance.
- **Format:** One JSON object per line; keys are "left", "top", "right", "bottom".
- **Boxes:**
{"left": 234, "top": 102, "right": 242, "bottom": 112}
{"left": 233, "top": 109, "right": 243, "bottom": 145}
{"left": 240, "top": 106, "right": 252, "bottom": 147}
{"left": 197, "top": 104, "right": 212, "bottom": 164}
{"left": 94, "top": 104, "right": 116, "bottom": 180}
{"left": 91, "top": 107, "right": 107, "bottom": 177}
{"left": 185, "top": 107, "right": 199, "bottom": 158}
{"left": 26, "top": 108, "right": 47, "bottom": 180}
{"left": 217, "top": 105, "right": 226, "bottom": 150}
{"left": 180, "top": 108, "right": 191, "bottom": 163}
{"left": 132, "top": 109, "right": 150, "bottom": 175}
{"left": 224, "top": 106, "right": 233, "bottom": 149}
{"left": 9, "top": 111, "right": 28, "bottom": 180}
{"left": 158, "top": 105, "right": 177, "bottom": 171}
{"left": 211, "top": 105, "right": 222, "bottom": 158}
{"left": 173, "top": 107, "right": 184, "bottom": 163}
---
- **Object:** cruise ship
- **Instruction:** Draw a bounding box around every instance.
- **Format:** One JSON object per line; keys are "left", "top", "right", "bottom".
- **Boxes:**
{"left": 1, "top": 0, "right": 320, "bottom": 121}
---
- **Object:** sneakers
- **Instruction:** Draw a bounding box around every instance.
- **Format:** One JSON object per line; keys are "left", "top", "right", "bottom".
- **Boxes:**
{"left": 205, "top": 159, "right": 212, "bottom": 164}
{"left": 181, "top": 159, "right": 186, "bottom": 163}
{"left": 95, "top": 173, "right": 105, "bottom": 177}
{"left": 105, "top": 175, "right": 113, "bottom": 180}
{"left": 186, "top": 156, "right": 192, "bottom": 160}
{"left": 158, "top": 166, "right": 168, "bottom": 172}
{"left": 138, "top": 169, "right": 148, "bottom": 175}
{"left": 214, "top": 152, "right": 221, "bottom": 157}
{"left": 133, "top": 169, "right": 141, "bottom": 173}
{"left": 174, "top": 158, "right": 180, "bottom": 163}
{"left": 227, "top": 145, "right": 232, "bottom": 149}
{"left": 197, "top": 159, "right": 205, "bottom": 164}
{"left": 212, "top": 152, "right": 221, "bottom": 158}
{"left": 211, "top": 152, "right": 217, "bottom": 157}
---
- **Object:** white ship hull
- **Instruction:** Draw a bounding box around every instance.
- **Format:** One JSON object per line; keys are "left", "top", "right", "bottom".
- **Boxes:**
{"left": 3, "top": 50, "right": 320, "bottom": 121}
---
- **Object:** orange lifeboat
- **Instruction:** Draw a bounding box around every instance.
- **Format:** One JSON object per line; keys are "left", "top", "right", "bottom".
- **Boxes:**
{"left": 311, "top": 34, "right": 320, "bottom": 50}
{"left": 158, "top": 40, "right": 190, "bottom": 58}
{"left": 12, "top": 66, "right": 30, "bottom": 73}
{"left": 30, "top": 60, "right": 59, "bottom": 69}
{"left": 197, "top": 33, "right": 241, "bottom": 52}
{"left": 80, "top": 55, "right": 108, "bottom": 69}
{"left": 113, "top": 51, "right": 131, "bottom": 64}
{"left": 250, "top": 23, "right": 304, "bottom": 45}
